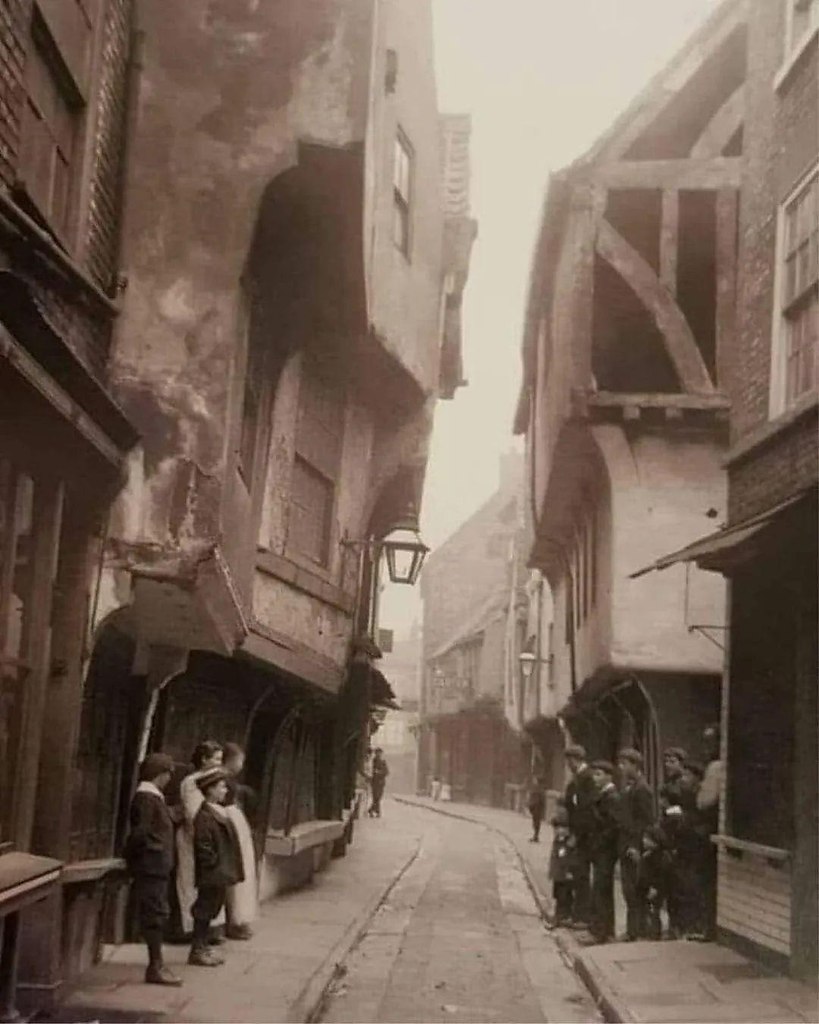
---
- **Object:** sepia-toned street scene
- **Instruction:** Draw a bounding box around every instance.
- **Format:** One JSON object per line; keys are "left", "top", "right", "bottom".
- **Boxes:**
{"left": 0, "top": 1, "right": 817, "bottom": 1022}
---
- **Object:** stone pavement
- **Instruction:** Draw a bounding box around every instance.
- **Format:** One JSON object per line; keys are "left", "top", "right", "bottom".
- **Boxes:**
{"left": 394, "top": 795, "right": 818, "bottom": 1024}
{"left": 49, "top": 805, "right": 425, "bottom": 1024}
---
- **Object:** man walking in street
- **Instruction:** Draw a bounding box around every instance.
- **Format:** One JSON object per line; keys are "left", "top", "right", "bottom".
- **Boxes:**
{"left": 368, "top": 748, "right": 389, "bottom": 818}
{"left": 527, "top": 775, "right": 547, "bottom": 842}
{"left": 587, "top": 760, "right": 620, "bottom": 945}
{"left": 564, "top": 744, "right": 596, "bottom": 927}
{"left": 125, "top": 753, "right": 182, "bottom": 987}
{"left": 616, "top": 748, "right": 655, "bottom": 940}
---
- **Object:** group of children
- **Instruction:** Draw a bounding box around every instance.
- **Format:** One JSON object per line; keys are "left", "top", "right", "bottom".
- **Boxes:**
{"left": 125, "top": 743, "right": 255, "bottom": 987}
{"left": 547, "top": 736, "right": 720, "bottom": 945}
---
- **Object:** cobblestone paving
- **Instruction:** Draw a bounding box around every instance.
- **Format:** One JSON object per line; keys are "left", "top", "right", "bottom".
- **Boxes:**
{"left": 321, "top": 811, "right": 599, "bottom": 1024}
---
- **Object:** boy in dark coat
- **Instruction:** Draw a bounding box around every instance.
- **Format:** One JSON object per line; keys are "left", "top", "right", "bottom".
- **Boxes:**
{"left": 616, "top": 748, "right": 655, "bottom": 940}
{"left": 548, "top": 818, "right": 576, "bottom": 924}
{"left": 189, "top": 768, "right": 244, "bottom": 967}
{"left": 564, "top": 744, "right": 596, "bottom": 926}
{"left": 588, "top": 760, "right": 620, "bottom": 944}
{"left": 637, "top": 826, "right": 670, "bottom": 940}
{"left": 125, "top": 753, "right": 181, "bottom": 986}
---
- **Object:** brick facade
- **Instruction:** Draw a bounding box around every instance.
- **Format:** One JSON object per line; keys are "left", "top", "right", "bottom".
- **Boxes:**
{"left": 728, "top": 0, "right": 818, "bottom": 505}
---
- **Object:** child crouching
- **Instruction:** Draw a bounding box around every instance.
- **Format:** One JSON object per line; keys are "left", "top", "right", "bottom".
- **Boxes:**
{"left": 189, "top": 767, "right": 244, "bottom": 967}
{"left": 548, "top": 816, "right": 575, "bottom": 925}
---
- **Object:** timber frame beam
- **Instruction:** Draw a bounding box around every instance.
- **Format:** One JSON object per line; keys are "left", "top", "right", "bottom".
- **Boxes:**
{"left": 578, "top": 157, "right": 743, "bottom": 190}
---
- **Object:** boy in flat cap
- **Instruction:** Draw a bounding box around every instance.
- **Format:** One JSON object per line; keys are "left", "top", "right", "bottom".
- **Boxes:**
{"left": 588, "top": 760, "right": 620, "bottom": 944}
{"left": 125, "top": 752, "right": 181, "bottom": 986}
{"left": 189, "top": 768, "right": 244, "bottom": 967}
{"left": 616, "top": 748, "right": 655, "bottom": 940}
{"left": 564, "top": 744, "right": 596, "bottom": 926}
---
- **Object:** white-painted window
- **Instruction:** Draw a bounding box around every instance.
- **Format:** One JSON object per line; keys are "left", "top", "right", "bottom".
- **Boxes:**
{"left": 392, "top": 130, "right": 413, "bottom": 256}
{"left": 771, "top": 166, "right": 819, "bottom": 415}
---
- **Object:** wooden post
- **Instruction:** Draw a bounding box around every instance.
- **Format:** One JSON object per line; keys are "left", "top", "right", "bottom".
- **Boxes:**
{"left": 715, "top": 188, "right": 739, "bottom": 393}
{"left": 660, "top": 190, "right": 679, "bottom": 295}
{"left": 31, "top": 503, "right": 96, "bottom": 859}
{"left": 11, "top": 477, "right": 64, "bottom": 852}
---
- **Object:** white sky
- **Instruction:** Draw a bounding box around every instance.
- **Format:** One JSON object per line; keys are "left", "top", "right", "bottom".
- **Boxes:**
{"left": 381, "top": 0, "right": 720, "bottom": 639}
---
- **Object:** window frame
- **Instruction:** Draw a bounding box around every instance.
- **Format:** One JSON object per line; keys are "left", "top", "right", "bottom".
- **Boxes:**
{"left": 16, "top": 1, "right": 100, "bottom": 243}
{"left": 769, "top": 162, "right": 819, "bottom": 418}
{"left": 285, "top": 359, "right": 346, "bottom": 572}
{"left": 392, "top": 128, "right": 414, "bottom": 258}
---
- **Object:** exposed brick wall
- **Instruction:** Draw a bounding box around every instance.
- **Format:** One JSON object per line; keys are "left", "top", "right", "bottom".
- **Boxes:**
{"left": 83, "top": 0, "right": 132, "bottom": 290}
{"left": 0, "top": 0, "right": 30, "bottom": 187}
{"left": 729, "top": 410, "right": 818, "bottom": 520}
{"left": 730, "top": 0, "right": 818, "bottom": 448}
{"left": 718, "top": 850, "right": 791, "bottom": 957}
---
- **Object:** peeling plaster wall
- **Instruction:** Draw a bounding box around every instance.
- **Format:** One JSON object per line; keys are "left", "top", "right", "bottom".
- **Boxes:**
{"left": 110, "top": 0, "right": 374, "bottom": 555}
{"left": 364, "top": 0, "right": 445, "bottom": 393}
{"left": 595, "top": 425, "right": 727, "bottom": 675}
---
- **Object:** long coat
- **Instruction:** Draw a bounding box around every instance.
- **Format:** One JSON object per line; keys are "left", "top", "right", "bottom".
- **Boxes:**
{"left": 194, "top": 802, "right": 245, "bottom": 890}
{"left": 618, "top": 777, "right": 655, "bottom": 856}
{"left": 565, "top": 766, "right": 597, "bottom": 838}
{"left": 125, "top": 790, "right": 174, "bottom": 878}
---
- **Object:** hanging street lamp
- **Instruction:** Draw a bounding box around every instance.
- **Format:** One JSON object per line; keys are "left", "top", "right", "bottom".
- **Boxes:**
{"left": 380, "top": 514, "right": 430, "bottom": 586}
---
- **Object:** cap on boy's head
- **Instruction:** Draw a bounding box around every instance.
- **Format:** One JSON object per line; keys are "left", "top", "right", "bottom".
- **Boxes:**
{"left": 138, "top": 752, "right": 174, "bottom": 782}
{"left": 565, "top": 744, "right": 586, "bottom": 760}
{"left": 617, "top": 748, "right": 643, "bottom": 769}
{"left": 684, "top": 760, "right": 705, "bottom": 779}
{"left": 196, "top": 767, "right": 230, "bottom": 793}
{"left": 590, "top": 759, "right": 615, "bottom": 775}
{"left": 663, "top": 746, "right": 687, "bottom": 762}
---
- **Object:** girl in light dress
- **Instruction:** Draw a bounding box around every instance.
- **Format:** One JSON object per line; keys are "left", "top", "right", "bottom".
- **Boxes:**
{"left": 176, "top": 740, "right": 224, "bottom": 937}
{"left": 222, "top": 742, "right": 258, "bottom": 938}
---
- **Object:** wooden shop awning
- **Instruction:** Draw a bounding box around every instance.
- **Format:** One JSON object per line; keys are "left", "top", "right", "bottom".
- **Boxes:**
{"left": 630, "top": 490, "right": 811, "bottom": 578}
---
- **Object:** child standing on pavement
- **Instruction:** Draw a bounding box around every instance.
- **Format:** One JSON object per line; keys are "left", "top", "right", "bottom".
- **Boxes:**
{"left": 125, "top": 752, "right": 182, "bottom": 987}
{"left": 637, "top": 825, "right": 670, "bottom": 940}
{"left": 548, "top": 818, "right": 576, "bottom": 925}
{"left": 189, "top": 768, "right": 244, "bottom": 967}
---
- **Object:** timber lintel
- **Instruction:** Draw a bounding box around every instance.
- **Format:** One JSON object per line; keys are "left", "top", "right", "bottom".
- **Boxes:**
{"left": 580, "top": 157, "right": 743, "bottom": 190}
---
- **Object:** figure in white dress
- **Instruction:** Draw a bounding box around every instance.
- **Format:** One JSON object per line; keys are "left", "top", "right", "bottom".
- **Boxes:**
{"left": 176, "top": 740, "right": 224, "bottom": 937}
{"left": 222, "top": 742, "right": 258, "bottom": 939}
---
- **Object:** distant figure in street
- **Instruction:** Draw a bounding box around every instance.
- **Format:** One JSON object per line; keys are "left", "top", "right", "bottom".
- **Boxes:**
{"left": 636, "top": 826, "right": 670, "bottom": 940}
{"left": 125, "top": 753, "right": 182, "bottom": 987}
{"left": 189, "top": 768, "right": 244, "bottom": 967}
{"left": 548, "top": 817, "right": 576, "bottom": 925}
{"left": 564, "top": 744, "right": 596, "bottom": 927}
{"left": 527, "top": 776, "right": 547, "bottom": 842}
{"left": 176, "top": 741, "right": 224, "bottom": 939}
{"left": 696, "top": 724, "right": 722, "bottom": 940}
{"left": 368, "top": 748, "right": 389, "bottom": 817}
{"left": 587, "top": 760, "right": 620, "bottom": 945}
{"left": 616, "top": 748, "right": 655, "bottom": 940}
{"left": 222, "top": 742, "right": 257, "bottom": 940}
{"left": 430, "top": 776, "right": 442, "bottom": 801}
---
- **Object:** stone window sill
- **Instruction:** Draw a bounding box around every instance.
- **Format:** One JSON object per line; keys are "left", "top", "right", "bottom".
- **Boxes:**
{"left": 265, "top": 820, "right": 345, "bottom": 858}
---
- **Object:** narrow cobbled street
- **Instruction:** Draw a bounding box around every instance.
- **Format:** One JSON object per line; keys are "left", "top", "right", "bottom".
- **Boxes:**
{"left": 319, "top": 805, "right": 598, "bottom": 1024}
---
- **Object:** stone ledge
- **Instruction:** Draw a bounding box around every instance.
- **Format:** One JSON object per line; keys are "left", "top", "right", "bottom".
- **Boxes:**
{"left": 61, "top": 857, "right": 127, "bottom": 884}
{"left": 265, "top": 820, "right": 345, "bottom": 858}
